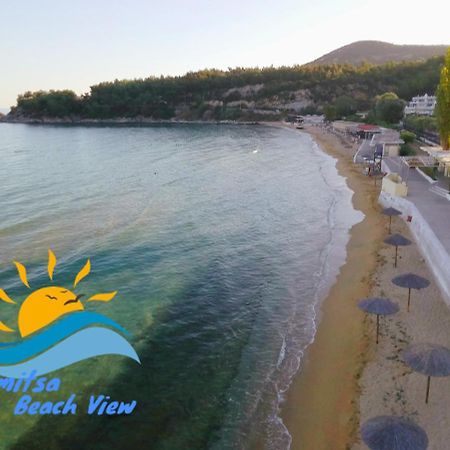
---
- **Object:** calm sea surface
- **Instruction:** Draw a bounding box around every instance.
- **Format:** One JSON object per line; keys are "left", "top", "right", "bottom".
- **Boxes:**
{"left": 0, "top": 123, "right": 360, "bottom": 450}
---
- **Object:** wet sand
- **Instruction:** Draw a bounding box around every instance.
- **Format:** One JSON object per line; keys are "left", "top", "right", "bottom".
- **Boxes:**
{"left": 279, "top": 124, "right": 385, "bottom": 449}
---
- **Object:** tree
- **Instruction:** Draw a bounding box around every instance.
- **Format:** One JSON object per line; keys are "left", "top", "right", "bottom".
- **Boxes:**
{"left": 7, "top": 57, "right": 444, "bottom": 121}
{"left": 16, "top": 90, "right": 81, "bottom": 117}
{"left": 436, "top": 48, "right": 450, "bottom": 150}
{"left": 374, "top": 92, "right": 405, "bottom": 124}
{"left": 323, "top": 104, "right": 337, "bottom": 121}
{"left": 334, "top": 95, "right": 357, "bottom": 118}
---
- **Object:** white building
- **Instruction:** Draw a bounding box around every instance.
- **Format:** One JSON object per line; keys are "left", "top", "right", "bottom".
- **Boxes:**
{"left": 404, "top": 94, "right": 436, "bottom": 116}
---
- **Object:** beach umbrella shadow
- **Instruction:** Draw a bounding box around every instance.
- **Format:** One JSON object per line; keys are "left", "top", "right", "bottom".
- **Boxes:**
{"left": 402, "top": 343, "right": 450, "bottom": 404}
{"left": 361, "top": 415, "right": 428, "bottom": 450}
{"left": 384, "top": 234, "right": 412, "bottom": 268}
{"left": 382, "top": 207, "right": 402, "bottom": 234}
{"left": 358, "top": 298, "right": 399, "bottom": 344}
{"left": 392, "top": 273, "right": 430, "bottom": 312}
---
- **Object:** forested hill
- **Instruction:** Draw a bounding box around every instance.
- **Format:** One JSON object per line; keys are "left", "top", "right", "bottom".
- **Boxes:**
{"left": 4, "top": 56, "right": 445, "bottom": 123}
{"left": 311, "top": 41, "right": 448, "bottom": 66}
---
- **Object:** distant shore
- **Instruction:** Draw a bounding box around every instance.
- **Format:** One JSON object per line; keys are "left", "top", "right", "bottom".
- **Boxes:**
{"left": 0, "top": 116, "right": 262, "bottom": 126}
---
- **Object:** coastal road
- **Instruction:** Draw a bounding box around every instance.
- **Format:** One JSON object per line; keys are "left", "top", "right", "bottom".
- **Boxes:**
{"left": 384, "top": 157, "right": 450, "bottom": 252}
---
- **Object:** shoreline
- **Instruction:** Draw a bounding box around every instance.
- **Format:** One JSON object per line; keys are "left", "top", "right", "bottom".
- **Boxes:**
{"left": 279, "top": 124, "right": 385, "bottom": 449}
{"left": 0, "top": 117, "right": 262, "bottom": 126}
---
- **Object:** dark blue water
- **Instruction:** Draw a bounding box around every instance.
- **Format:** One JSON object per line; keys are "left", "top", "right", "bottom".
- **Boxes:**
{"left": 0, "top": 123, "right": 359, "bottom": 449}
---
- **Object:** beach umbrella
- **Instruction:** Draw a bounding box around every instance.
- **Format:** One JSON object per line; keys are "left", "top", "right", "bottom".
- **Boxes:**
{"left": 403, "top": 343, "right": 450, "bottom": 403}
{"left": 358, "top": 298, "right": 399, "bottom": 344}
{"left": 392, "top": 273, "right": 430, "bottom": 312}
{"left": 361, "top": 415, "right": 428, "bottom": 450}
{"left": 382, "top": 207, "right": 402, "bottom": 234}
{"left": 384, "top": 234, "right": 412, "bottom": 268}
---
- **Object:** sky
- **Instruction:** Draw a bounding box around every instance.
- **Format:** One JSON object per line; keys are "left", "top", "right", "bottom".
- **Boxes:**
{"left": 0, "top": 0, "right": 449, "bottom": 109}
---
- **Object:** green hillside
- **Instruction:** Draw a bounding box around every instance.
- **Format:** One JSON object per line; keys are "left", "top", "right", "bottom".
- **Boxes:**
{"left": 5, "top": 56, "right": 445, "bottom": 122}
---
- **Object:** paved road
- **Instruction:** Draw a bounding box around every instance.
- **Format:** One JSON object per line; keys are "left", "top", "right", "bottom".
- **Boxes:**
{"left": 384, "top": 157, "right": 450, "bottom": 252}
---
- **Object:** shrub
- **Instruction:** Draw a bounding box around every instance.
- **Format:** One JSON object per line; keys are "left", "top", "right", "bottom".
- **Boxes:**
{"left": 400, "top": 130, "right": 416, "bottom": 143}
{"left": 399, "top": 144, "right": 415, "bottom": 156}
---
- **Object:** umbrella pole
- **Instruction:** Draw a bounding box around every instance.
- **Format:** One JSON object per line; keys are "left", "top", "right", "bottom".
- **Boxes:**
{"left": 394, "top": 246, "right": 398, "bottom": 268}
{"left": 376, "top": 314, "right": 380, "bottom": 344}
{"left": 426, "top": 375, "right": 431, "bottom": 404}
{"left": 407, "top": 288, "right": 411, "bottom": 312}
{"left": 389, "top": 216, "right": 392, "bottom": 234}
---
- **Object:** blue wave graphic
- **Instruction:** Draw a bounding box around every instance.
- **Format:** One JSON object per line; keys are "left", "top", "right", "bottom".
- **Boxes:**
{"left": 0, "top": 312, "right": 140, "bottom": 378}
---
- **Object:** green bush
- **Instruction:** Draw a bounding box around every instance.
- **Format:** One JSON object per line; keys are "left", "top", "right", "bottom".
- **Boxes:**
{"left": 400, "top": 130, "right": 416, "bottom": 143}
{"left": 399, "top": 144, "right": 415, "bottom": 156}
{"left": 403, "top": 115, "right": 438, "bottom": 132}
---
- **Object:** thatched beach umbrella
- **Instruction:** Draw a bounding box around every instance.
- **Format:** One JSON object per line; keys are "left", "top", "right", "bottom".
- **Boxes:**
{"left": 402, "top": 343, "right": 450, "bottom": 403}
{"left": 361, "top": 416, "right": 428, "bottom": 450}
{"left": 392, "top": 273, "right": 430, "bottom": 312}
{"left": 382, "top": 207, "right": 402, "bottom": 234}
{"left": 358, "top": 298, "right": 399, "bottom": 344}
{"left": 384, "top": 234, "right": 412, "bottom": 268}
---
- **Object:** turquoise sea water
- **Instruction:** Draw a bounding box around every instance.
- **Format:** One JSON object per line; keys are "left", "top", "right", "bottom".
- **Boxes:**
{"left": 0, "top": 123, "right": 359, "bottom": 449}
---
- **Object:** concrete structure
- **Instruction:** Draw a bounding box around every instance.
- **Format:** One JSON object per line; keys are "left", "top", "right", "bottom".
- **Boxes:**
{"left": 420, "top": 146, "right": 450, "bottom": 177}
{"left": 436, "top": 155, "right": 450, "bottom": 177}
{"left": 371, "top": 130, "right": 404, "bottom": 157}
{"left": 354, "top": 128, "right": 404, "bottom": 164}
{"left": 381, "top": 157, "right": 450, "bottom": 306}
{"left": 381, "top": 173, "right": 408, "bottom": 197}
{"left": 380, "top": 190, "right": 450, "bottom": 306}
{"left": 404, "top": 94, "right": 436, "bottom": 116}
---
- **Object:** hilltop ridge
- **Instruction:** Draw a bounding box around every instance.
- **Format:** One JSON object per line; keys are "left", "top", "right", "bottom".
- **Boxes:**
{"left": 311, "top": 41, "right": 448, "bottom": 66}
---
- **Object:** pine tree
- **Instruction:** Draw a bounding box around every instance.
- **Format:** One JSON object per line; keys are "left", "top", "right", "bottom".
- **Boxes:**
{"left": 436, "top": 49, "right": 450, "bottom": 150}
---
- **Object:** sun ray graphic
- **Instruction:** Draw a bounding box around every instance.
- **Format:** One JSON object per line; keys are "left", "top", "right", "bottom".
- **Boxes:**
{"left": 13, "top": 261, "right": 30, "bottom": 288}
{"left": 0, "top": 288, "right": 16, "bottom": 305}
{"left": 0, "top": 250, "right": 118, "bottom": 337}
{"left": 88, "top": 291, "right": 117, "bottom": 302}
{"left": 74, "top": 259, "right": 90, "bottom": 288}
{"left": 47, "top": 249, "right": 57, "bottom": 280}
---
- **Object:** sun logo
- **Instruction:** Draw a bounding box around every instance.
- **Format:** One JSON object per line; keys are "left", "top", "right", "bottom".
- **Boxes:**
{"left": 0, "top": 250, "right": 117, "bottom": 337}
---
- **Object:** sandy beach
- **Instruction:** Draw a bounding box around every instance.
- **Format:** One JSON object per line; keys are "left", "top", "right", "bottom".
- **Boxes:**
{"left": 279, "top": 124, "right": 384, "bottom": 450}
{"left": 278, "top": 123, "right": 450, "bottom": 449}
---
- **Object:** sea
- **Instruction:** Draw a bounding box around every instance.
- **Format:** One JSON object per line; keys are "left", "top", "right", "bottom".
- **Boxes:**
{"left": 0, "top": 123, "right": 362, "bottom": 450}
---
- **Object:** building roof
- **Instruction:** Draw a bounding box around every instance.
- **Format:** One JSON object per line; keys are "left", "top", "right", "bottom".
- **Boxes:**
{"left": 369, "top": 130, "right": 404, "bottom": 146}
{"left": 357, "top": 124, "right": 381, "bottom": 132}
{"left": 374, "top": 135, "right": 404, "bottom": 145}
